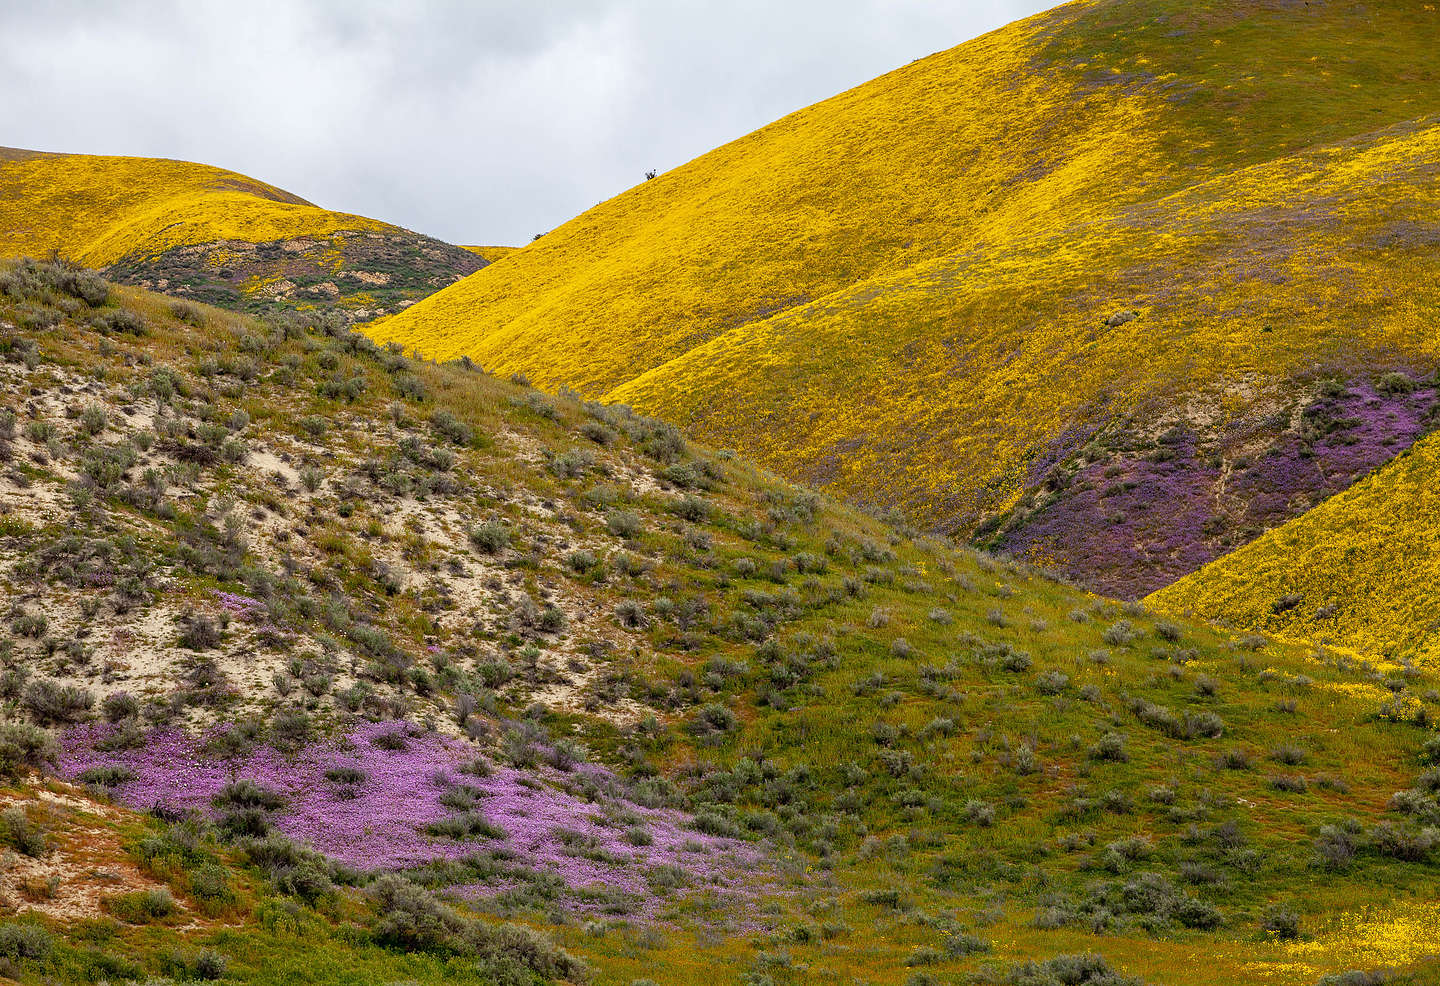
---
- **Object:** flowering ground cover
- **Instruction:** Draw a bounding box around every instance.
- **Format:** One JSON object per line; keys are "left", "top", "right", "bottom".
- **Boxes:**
{"left": 59, "top": 720, "right": 762, "bottom": 917}
{"left": 990, "top": 380, "right": 1440, "bottom": 597}
{"left": 368, "top": 0, "right": 1440, "bottom": 598}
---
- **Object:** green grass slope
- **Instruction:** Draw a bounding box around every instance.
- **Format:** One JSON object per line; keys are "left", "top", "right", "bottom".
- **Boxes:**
{"left": 1, "top": 258, "right": 1438, "bottom": 984}
{"left": 369, "top": 0, "right": 1440, "bottom": 598}
{"left": 0, "top": 147, "right": 484, "bottom": 321}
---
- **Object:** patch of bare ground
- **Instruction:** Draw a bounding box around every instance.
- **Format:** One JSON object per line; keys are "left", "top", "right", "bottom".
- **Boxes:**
{"left": 0, "top": 781, "right": 165, "bottom": 922}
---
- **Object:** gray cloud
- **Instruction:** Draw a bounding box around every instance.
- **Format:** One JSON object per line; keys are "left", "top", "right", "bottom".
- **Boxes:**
{"left": 0, "top": 0, "right": 1048, "bottom": 245}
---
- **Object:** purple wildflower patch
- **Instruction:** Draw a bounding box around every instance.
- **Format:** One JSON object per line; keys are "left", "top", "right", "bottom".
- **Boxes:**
{"left": 59, "top": 720, "right": 762, "bottom": 915}
{"left": 993, "top": 380, "right": 1439, "bottom": 597}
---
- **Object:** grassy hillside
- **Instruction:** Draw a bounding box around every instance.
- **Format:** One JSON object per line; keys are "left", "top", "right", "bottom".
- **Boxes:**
{"left": 2, "top": 258, "right": 1439, "bottom": 984}
{"left": 0, "top": 148, "right": 483, "bottom": 321}
{"left": 369, "top": 0, "right": 1440, "bottom": 597}
{"left": 1149, "top": 431, "right": 1440, "bottom": 666}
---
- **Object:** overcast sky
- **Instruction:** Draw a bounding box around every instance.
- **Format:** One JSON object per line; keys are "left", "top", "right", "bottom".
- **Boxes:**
{"left": 0, "top": 1, "right": 1048, "bottom": 245}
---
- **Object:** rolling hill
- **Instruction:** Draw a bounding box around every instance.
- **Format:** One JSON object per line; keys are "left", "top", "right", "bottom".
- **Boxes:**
{"left": 368, "top": 0, "right": 1440, "bottom": 599}
{"left": 3, "top": 257, "right": 1439, "bottom": 984}
{"left": 0, "top": 147, "right": 485, "bottom": 321}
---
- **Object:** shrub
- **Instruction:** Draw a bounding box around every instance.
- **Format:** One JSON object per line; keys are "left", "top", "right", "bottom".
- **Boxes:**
{"left": 213, "top": 778, "right": 286, "bottom": 811}
{"left": 606, "top": 510, "right": 643, "bottom": 539}
{"left": 1035, "top": 670, "right": 1070, "bottom": 695}
{"left": 326, "top": 766, "right": 367, "bottom": 785}
{"left": 369, "top": 875, "right": 586, "bottom": 978}
{"left": 79, "top": 404, "right": 107, "bottom": 436}
{"left": 1217, "top": 749, "right": 1252, "bottom": 771}
{"left": 0, "top": 808, "right": 46, "bottom": 856}
{"left": 78, "top": 765, "right": 136, "bottom": 787}
{"left": 1004, "top": 953, "right": 1142, "bottom": 986}
{"left": 179, "top": 612, "right": 223, "bottom": 650}
{"left": 101, "top": 691, "right": 140, "bottom": 722}
{"left": 427, "top": 812, "right": 507, "bottom": 841}
{"left": 1272, "top": 744, "right": 1308, "bottom": 766}
{"left": 10, "top": 612, "right": 46, "bottom": 638}
{"left": 565, "top": 549, "right": 598, "bottom": 573}
{"left": 615, "top": 600, "right": 647, "bottom": 629}
{"left": 109, "top": 887, "right": 176, "bottom": 923}
{"left": 1313, "top": 824, "right": 1357, "bottom": 871}
{"left": 372, "top": 729, "right": 409, "bottom": 751}
{"left": 189, "top": 864, "right": 234, "bottom": 904}
{"left": 1262, "top": 905, "right": 1301, "bottom": 939}
{"left": 1102, "top": 621, "right": 1138, "bottom": 646}
{"left": 690, "top": 703, "right": 738, "bottom": 739}
{"left": 0, "top": 922, "right": 51, "bottom": 960}
{"left": 671, "top": 495, "right": 710, "bottom": 522}
{"left": 963, "top": 800, "right": 996, "bottom": 827}
{"left": 1377, "top": 371, "right": 1416, "bottom": 396}
{"left": 192, "top": 949, "right": 228, "bottom": 980}
{"left": 469, "top": 521, "right": 511, "bottom": 554}
{"left": 0, "top": 722, "right": 53, "bottom": 778}
{"left": 430, "top": 409, "right": 473, "bottom": 446}
{"left": 1315, "top": 972, "right": 1391, "bottom": 986}
{"left": 21, "top": 679, "right": 94, "bottom": 725}
{"left": 1090, "top": 732, "right": 1129, "bottom": 763}
{"left": 906, "top": 946, "right": 942, "bottom": 967}
{"left": 943, "top": 931, "right": 991, "bottom": 957}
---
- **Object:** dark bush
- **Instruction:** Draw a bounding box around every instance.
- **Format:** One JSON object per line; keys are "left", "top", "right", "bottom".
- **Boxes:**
{"left": 606, "top": 510, "right": 643, "bottom": 539}
{"left": 1262, "top": 905, "right": 1301, "bottom": 939}
{"left": 430, "top": 409, "right": 473, "bottom": 446}
{"left": 0, "top": 808, "right": 46, "bottom": 856}
{"left": 213, "top": 778, "right": 286, "bottom": 811}
{"left": 108, "top": 887, "right": 176, "bottom": 923}
{"left": 0, "top": 922, "right": 51, "bottom": 960}
{"left": 0, "top": 722, "right": 53, "bottom": 778}
{"left": 1005, "top": 953, "right": 1143, "bottom": 986}
{"left": 179, "top": 612, "right": 223, "bottom": 650}
{"left": 78, "top": 765, "right": 136, "bottom": 788}
{"left": 368, "top": 875, "right": 586, "bottom": 978}
{"left": 22, "top": 679, "right": 94, "bottom": 726}
{"left": 1090, "top": 732, "right": 1129, "bottom": 763}
{"left": 690, "top": 703, "right": 738, "bottom": 739}
{"left": 469, "top": 521, "right": 511, "bottom": 554}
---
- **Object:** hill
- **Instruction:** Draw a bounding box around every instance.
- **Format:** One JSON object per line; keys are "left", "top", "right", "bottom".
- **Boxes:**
{"left": 1149, "top": 429, "right": 1440, "bottom": 665}
{"left": 1, "top": 257, "right": 1439, "bottom": 983}
{"left": 368, "top": 0, "right": 1440, "bottom": 598}
{"left": 0, "top": 147, "right": 484, "bottom": 321}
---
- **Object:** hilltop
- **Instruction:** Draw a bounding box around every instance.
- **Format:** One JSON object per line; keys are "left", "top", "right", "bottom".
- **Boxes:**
{"left": 0, "top": 258, "right": 1437, "bottom": 983}
{"left": 369, "top": 0, "right": 1440, "bottom": 598}
{"left": 0, "top": 147, "right": 485, "bottom": 322}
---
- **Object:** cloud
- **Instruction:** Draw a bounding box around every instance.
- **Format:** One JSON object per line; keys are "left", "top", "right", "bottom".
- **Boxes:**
{"left": 0, "top": 0, "right": 1048, "bottom": 244}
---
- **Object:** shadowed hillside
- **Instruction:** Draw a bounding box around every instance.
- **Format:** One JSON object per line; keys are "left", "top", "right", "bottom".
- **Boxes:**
{"left": 1150, "top": 429, "right": 1440, "bottom": 665}
{"left": 369, "top": 0, "right": 1440, "bottom": 598}
{"left": 0, "top": 148, "right": 484, "bottom": 322}
{"left": 1, "top": 258, "right": 1438, "bottom": 983}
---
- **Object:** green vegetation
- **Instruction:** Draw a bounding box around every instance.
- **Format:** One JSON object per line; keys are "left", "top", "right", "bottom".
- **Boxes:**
{"left": 0, "top": 259, "right": 1434, "bottom": 983}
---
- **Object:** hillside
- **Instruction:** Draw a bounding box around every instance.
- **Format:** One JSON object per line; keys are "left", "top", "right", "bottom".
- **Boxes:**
{"left": 0, "top": 147, "right": 484, "bottom": 321}
{"left": 1149, "top": 430, "right": 1440, "bottom": 666}
{"left": 369, "top": 0, "right": 1440, "bottom": 598}
{"left": 1, "top": 258, "right": 1439, "bottom": 984}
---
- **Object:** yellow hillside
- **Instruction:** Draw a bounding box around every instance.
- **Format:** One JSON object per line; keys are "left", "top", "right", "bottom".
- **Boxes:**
{"left": 1148, "top": 433, "right": 1440, "bottom": 665}
{"left": 461, "top": 245, "right": 519, "bottom": 262}
{"left": 369, "top": 0, "right": 1440, "bottom": 541}
{"left": 0, "top": 147, "right": 390, "bottom": 266}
